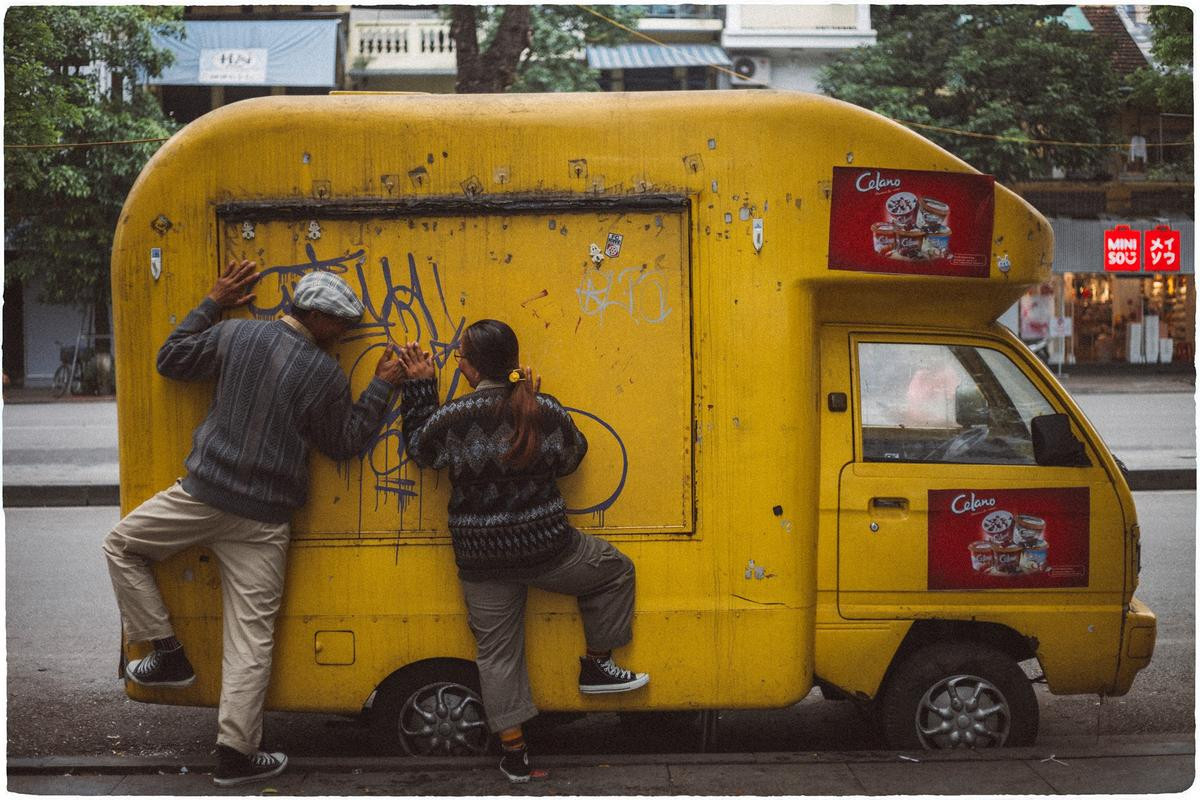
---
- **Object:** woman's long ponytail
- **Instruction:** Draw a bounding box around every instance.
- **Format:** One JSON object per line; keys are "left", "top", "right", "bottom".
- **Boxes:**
{"left": 461, "top": 320, "right": 542, "bottom": 468}
{"left": 504, "top": 366, "right": 541, "bottom": 468}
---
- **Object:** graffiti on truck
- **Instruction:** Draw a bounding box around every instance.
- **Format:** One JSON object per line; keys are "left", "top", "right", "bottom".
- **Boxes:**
{"left": 576, "top": 265, "right": 672, "bottom": 325}
{"left": 250, "top": 244, "right": 628, "bottom": 519}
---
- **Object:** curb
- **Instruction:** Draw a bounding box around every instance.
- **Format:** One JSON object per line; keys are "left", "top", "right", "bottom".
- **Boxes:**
{"left": 3, "top": 469, "right": 1195, "bottom": 509}
{"left": 7, "top": 738, "right": 1196, "bottom": 776}
{"left": 4, "top": 484, "right": 120, "bottom": 507}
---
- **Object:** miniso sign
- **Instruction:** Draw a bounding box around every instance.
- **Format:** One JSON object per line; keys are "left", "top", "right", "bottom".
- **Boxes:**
{"left": 199, "top": 49, "right": 268, "bottom": 84}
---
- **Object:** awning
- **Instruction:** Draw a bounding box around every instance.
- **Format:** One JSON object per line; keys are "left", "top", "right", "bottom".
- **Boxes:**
{"left": 151, "top": 20, "right": 340, "bottom": 87}
{"left": 1049, "top": 217, "right": 1194, "bottom": 274}
{"left": 586, "top": 44, "right": 732, "bottom": 70}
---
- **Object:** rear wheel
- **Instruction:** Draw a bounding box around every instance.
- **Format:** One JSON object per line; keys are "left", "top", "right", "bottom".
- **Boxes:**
{"left": 369, "top": 660, "right": 492, "bottom": 756}
{"left": 879, "top": 642, "right": 1038, "bottom": 750}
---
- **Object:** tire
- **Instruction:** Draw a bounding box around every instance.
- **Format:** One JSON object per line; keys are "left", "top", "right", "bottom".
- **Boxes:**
{"left": 51, "top": 365, "right": 70, "bottom": 398}
{"left": 368, "top": 660, "right": 493, "bottom": 756}
{"left": 879, "top": 642, "right": 1038, "bottom": 750}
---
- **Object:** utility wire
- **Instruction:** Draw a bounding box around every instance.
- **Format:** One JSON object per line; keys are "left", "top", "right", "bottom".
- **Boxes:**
{"left": 576, "top": 4, "right": 1193, "bottom": 151}
{"left": 5, "top": 136, "right": 170, "bottom": 150}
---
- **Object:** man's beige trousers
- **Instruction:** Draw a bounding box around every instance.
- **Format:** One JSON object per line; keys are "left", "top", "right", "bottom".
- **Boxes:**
{"left": 102, "top": 481, "right": 289, "bottom": 755}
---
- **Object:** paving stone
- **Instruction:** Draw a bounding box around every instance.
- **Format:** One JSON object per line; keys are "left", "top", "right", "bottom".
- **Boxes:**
{"left": 847, "top": 759, "right": 1054, "bottom": 795}
{"left": 1028, "top": 754, "right": 1196, "bottom": 794}
{"left": 666, "top": 763, "right": 864, "bottom": 795}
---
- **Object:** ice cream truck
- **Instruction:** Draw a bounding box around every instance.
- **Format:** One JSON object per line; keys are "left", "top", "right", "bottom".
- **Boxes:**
{"left": 110, "top": 90, "right": 1155, "bottom": 752}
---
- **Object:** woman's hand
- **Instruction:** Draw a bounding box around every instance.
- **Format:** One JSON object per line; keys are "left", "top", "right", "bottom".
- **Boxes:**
{"left": 397, "top": 341, "right": 436, "bottom": 380}
{"left": 520, "top": 366, "right": 542, "bottom": 393}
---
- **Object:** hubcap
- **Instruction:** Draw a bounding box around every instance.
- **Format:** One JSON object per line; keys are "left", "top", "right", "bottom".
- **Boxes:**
{"left": 397, "top": 681, "right": 489, "bottom": 756}
{"left": 914, "top": 674, "right": 1010, "bottom": 749}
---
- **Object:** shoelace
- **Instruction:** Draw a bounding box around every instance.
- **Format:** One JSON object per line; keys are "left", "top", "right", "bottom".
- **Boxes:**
{"left": 248, "top": 752, "right": 279, "bottom": 768}
{"left": 134, "top": 650, "right": 163, "bottom": 676}
{"left": 597, "top": 658, "right": 633, "bottom": 681}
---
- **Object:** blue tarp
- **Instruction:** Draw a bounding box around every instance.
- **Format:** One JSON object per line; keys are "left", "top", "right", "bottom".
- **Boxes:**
{"left": 151, "top": 20, "right": 339, "bottom": 87}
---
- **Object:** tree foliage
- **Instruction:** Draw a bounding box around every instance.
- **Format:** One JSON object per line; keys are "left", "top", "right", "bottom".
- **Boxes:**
{"left": 819, "top": 6, "right": 1122, "bottom": 182}
{"left": 4, "top": 5, "right": 182, "bottom": 311}
{"left": 448, "top": 5, "right": 641, "bottom": 94}
{"left": 1127, "top": 6, "right": 1193, "bottom": 115}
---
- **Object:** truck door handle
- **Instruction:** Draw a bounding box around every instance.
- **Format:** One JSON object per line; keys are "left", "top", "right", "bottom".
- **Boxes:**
{"left": 871, "top": 497, "right": 908, "bottom": 510}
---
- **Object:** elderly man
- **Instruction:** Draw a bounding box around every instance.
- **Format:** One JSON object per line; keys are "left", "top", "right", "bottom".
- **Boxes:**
{"left": 103, "top": 261, "right": 402, "bottom": 786}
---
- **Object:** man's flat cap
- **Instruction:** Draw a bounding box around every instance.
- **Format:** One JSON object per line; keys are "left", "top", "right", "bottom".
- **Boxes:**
{"left": 292, "top": 271, "right": 364, "bottom": 322}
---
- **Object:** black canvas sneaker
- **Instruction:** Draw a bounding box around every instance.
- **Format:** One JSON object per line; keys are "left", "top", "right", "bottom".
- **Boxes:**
{"left": 213, "top": 745, "right": 288, "bottom": 787}
{"left": 498, "top": 746, "right": 548, "bottom": 783}
{"left": 578, "top": 656, "right": 650, "bottom": 694}
{"left": 124, "top": 647, "right": 196, "bottom": 688}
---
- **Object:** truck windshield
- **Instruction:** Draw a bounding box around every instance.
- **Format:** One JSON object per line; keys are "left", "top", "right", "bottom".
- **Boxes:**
{"left": 858, "top": 342, "right": 1055, "bottom": 465}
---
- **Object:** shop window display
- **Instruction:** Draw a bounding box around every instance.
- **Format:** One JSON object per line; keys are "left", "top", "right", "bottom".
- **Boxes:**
{"left": 1019, "top": 275, "right": 1193, "bottom": 365}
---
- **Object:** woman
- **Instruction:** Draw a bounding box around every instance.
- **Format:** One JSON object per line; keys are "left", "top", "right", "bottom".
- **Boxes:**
{"left": 396, "top": 320, "right": 648, "bottom": 783}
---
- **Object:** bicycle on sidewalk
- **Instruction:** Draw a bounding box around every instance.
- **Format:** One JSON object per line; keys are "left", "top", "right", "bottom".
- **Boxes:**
{"left": 52, "top": 335, "right": 114, "bottom": 397}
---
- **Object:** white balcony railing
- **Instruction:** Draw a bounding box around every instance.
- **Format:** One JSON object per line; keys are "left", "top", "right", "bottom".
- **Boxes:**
{"left": 350, "top": 20, "right": 456, "bottom": 74}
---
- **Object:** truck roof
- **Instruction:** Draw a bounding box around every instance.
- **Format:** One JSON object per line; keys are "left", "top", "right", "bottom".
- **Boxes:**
{"left": 121, "top": 90, "right": 1052, "bottom": 328}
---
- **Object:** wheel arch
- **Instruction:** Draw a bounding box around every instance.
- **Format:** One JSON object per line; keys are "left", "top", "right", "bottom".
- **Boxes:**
{"left": 365, "top": 656, "right": 481, "bottom": 713}
{"left": 873, "top": 619, "right": 1038, "bottom": 701}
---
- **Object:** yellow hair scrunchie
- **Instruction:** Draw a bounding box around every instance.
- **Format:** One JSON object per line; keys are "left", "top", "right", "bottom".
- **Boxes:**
{"left": 508, "top": 369, "right": 524, "bottom": 384}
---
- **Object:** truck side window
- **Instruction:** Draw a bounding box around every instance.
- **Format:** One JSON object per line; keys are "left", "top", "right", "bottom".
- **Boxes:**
{"left": 858, "top": 342, "right": 1055, "bottom": 465}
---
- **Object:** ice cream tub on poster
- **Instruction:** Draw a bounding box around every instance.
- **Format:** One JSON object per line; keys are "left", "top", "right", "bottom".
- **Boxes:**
{"left": 1020, "top": 542, "right": 1049, "bottom": 573}
{"left": 922, "top": 227, "right": 951, "bottom": 259}
{"left": 1015, "top": 514, "right": 1046, "bottom": 546}
{"left": 885, "top": 192, "right": 919, "bottom": 228}
{"left": 968, "top": 540, "right": 994, "bottom": 572}
{"left": 871, "top": 222, "right": 898, "bottom": 255}
{"left": 980, "top": 510, "right": 1015, "bottom": 545}
{"left": 895, "top": 229, "right": 926, "bottom": 260}
{"left": 918, "top": 197, "right": 950, "bottom": 230}
{"left": 993, "top": 544, "right": 1023, "bottom": 574}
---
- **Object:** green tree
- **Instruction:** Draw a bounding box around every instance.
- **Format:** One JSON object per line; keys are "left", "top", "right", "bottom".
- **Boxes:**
{"left": 4, "top": 5, "right": 182, "bottom": 324}
{"left": 449, "top": 5, "right": 641, "bottom": 94}
{"left": 819, "top": 6, "right": 1122, "bottom": 182}
{"left": 1128, "top": 6, "right": 1192, "bottom": 114}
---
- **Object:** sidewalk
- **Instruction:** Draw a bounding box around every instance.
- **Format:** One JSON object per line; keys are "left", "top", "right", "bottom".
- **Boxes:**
{"left": 7, "top": 736, "right": 1195, "bottom": 795}
{"left": 2, "top": 372, "right": 1195, "bottom": 507}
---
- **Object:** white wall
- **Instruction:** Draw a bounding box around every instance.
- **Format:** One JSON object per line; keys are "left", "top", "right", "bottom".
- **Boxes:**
{"left": 22, "top": 279, "right": 85, "bottom": 387}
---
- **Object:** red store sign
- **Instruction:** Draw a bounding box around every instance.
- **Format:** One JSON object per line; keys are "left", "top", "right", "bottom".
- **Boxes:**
{"left": 1145, "top": 224, "right": 1181, "bottom": 272}
{"left": 1103, "top": 224, "right": 1183, "bottom": 272}
{"left": 1103, "top": 225, "right": 1141, "bottom": 272}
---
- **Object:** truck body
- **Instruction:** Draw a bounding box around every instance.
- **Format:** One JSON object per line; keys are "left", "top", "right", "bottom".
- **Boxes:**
{"left": 111, "top": 91, "right": 1155, "bottom": 751}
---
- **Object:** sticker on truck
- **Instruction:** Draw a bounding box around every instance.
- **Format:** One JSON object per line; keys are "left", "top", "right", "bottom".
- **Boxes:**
{"left": 927, "top": 487, "right": 1090, "bottom": 589}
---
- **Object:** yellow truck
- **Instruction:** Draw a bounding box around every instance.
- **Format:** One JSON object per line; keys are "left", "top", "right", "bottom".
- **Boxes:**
{"left": 111, "top": 90, "right": 1155, "bottom": 752}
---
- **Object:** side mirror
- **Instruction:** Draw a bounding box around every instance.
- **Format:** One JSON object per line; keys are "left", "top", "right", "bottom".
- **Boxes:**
{"left": 955, "top": 384, "right": 989, "bottom": 427}
{"left": 1031, "top": 414, "right": 1091, "bottom": 467}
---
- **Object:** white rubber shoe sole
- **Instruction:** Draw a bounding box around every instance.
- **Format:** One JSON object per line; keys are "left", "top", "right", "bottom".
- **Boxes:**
{"left": 579, "top": 672, "right": 650, "bottom": 694}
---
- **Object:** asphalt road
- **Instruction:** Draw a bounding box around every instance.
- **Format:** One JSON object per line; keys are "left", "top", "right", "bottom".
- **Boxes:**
{"left": 5, "top": 491, "right": 1193, "bottom": 759}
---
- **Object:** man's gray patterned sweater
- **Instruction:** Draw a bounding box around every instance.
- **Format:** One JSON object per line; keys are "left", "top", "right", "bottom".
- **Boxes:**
{"left": 400, "top": 377, "right": 588, "bottom": 581}
{"left": 157, "top": 297, "right": 393, "bottom": 523}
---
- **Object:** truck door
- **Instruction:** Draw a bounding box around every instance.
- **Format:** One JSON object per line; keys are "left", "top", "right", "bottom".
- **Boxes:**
{"left": 833, "top": 333, "right": 1127, "bottom": 623}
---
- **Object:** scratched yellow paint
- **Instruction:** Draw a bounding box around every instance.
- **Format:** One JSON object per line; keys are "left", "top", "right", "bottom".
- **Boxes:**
{"left": 111, "top": 91, "right": 1091, "bottom": 721}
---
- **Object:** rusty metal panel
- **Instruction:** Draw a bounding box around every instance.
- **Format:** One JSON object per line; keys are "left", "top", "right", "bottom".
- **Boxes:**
{"left": 219, "top": 205, "right": 694, "bottom": 539}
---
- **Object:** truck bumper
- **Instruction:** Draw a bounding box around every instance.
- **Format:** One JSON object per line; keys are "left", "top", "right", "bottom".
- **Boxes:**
{"left": 1111, "top": 596, "right": 1156, "bottom": 696}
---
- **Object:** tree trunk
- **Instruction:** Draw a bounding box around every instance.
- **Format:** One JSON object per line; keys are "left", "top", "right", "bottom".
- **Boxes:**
{"left": 451, "top": 5, "right": 532, "bottom": 93}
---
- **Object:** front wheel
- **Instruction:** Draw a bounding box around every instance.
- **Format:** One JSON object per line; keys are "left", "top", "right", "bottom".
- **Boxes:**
{"left": 879, "top": 642, "right": 1038, "bottom": 750}
{"left": 52, "top": 365, "right": 70, "bottom": 398}
{"left": 369, "top": 660, "right": 492, "bottom": 756}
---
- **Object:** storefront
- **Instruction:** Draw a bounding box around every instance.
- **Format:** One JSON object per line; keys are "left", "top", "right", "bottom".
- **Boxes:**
{"left": 1017, "top": 218, "right": 1194, "bottom": 366}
